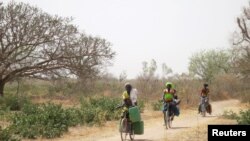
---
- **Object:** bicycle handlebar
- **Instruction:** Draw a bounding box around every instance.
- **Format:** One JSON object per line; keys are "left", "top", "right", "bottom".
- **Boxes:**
{"left": 114, "top": 103, "right": 125, "bottom": 110}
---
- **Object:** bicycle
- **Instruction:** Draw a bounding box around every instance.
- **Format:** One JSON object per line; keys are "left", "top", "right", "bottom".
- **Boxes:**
{"left": 116, "top": 105, "right": 135, "bottom": 141}
{"left": 163, "top": 102, "right": 175, "bottom": 129}
{"left": 200, "top": 96, "right": 208, "bottom": 117}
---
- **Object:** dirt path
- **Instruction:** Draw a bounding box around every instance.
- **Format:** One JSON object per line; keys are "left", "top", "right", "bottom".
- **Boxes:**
{"left": 33, "top": 100, "right": 241, "bottom": 141}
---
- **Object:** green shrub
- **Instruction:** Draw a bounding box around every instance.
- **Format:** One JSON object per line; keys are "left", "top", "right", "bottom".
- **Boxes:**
{"left": 80, "top": 96, "right": 121, "bottom": 122}
{"left": 22, "top": 103, "right": 41, "bottom": 115}
{"left": 65, "top": 107, "right": 84, "bottom": 126}
{"left": 2, "top": 96, "right": 125, "bottom": 139}
{"left": 138, "top": 99, "right": 145, "bottom": 112}
{"left": 237, "top": 109, "right": 250, "bottom": 125}
{"left": 81, "top": 106, "right": 96, "bottom": 124}
{"left": 222, "top": 110, "right": 238, "bottom": 120}
{"left": 10, "top": 103, "right": 69, "bottom": 139}
{"left": 0, "top": 95, "right": 29, "bottom": 111}
{"left": 151, "top": 100, "right": 163, "bottom": 111}
{"left": 222, "top": 108, "right": 250, "bottom": 125}
{"left": 0, "top": 126, "right": 20, "bottom": 141}
{"left": 93, "top": 108, "right": 107, "bottom": 125}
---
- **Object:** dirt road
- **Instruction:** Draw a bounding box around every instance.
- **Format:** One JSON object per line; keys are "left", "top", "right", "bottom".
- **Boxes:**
{"left": 37, "top": 100, "right": 241, "bottom": 141}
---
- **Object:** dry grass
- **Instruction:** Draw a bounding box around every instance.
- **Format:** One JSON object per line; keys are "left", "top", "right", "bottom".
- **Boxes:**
{"left": 171, "top": 118, "right": 237, "bottom": 141}
{"left": 163, "top": 102, "right": 248, "bottom": 141}
{"left": 22, "top": 121, "right": 119, "bottom": 141}
{"left": 31, "top": 96, "right": 79, "bottom": 108}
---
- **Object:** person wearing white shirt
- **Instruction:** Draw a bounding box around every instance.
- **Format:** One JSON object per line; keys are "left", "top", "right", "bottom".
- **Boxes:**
{"left": 130, "top": 88, "right": 138, "bottom": 106}
{"left": 122, "top": 83, "right": 138, "bottom": 107}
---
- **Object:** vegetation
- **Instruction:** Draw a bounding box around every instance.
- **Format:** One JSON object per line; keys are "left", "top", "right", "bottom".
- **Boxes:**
{"left": 0, "top": 0, "right": 250, "bottom": 140}
{"left": 233, "top": 3, "right": 250, "bottom": 79}
{"left": 151, "top": 100, "right": 163, "bottom": 111}
{"left": 0, "top": 2, "right": 115, "bottom": 97}
{"left": 188, "top": 49, "right": 231, "bottom": 83}
{"left": 222, "top": 110, "right": 238, "bottom": 120}
{"left": 222, "top": 107, "right": 250, "bottom": 125}
{"left": 0, "top": 95, "right": 126, "bottom": 139}
{"left": 237, "top": 108, "right": 250, "bottom": 125}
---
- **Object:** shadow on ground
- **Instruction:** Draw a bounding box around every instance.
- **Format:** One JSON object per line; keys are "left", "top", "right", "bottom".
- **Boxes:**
{"left": 199, "top": 115, "right": 218, "bottom": 118}
{"left": 170, "top": 126, "right": 190, "bottom": 130}
{"left": 134, "top": 139, "right": 154, "bottom": 141}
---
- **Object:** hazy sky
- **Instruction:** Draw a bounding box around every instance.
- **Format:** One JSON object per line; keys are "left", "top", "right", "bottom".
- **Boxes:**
{"left": 2, "top": 0, "right": 249, "bottom": 78}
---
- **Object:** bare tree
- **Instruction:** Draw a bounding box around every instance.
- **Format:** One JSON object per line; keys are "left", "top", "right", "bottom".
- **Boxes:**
{"left": 161, "top": 63, "right": 172, "bottom": 79}
{"left": 136, "top": 59, "right": 159, "bottom": 97}
{"left": 62, "top": 34, "right": 115, "bottom": 80}
{"left": 0, "top": 2, "right": 115, "bottom": 96}
{"left": 119, "top": 71, "right": 127, "bottom": 82}
{"left": 232, "top": 3, "right": 250, "bottom": 78}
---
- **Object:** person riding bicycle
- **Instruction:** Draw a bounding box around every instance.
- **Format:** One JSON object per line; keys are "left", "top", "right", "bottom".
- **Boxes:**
{"left": 121, "top": 83, "right": 138, "bottom": 118}
{"left": 198, "top": 83, "right": 212, "bottom": 114}
{"left": 162, "top": 82, "right": 180, "bottom": 123}
{"left": 123, "top": 83, "right": 138, "bottom": 106}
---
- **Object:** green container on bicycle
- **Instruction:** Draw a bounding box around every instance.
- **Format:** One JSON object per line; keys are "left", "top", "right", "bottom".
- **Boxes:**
{"left": 129, "top": 106, "right": 141, "bottom": 123}
{"left": 132, "top": 121, "right": 144, "bottom": 135}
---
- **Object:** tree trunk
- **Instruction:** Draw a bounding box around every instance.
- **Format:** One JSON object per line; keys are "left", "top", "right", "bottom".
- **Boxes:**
{"left": 0, "top": 80, "right": 5, "bottom": 97}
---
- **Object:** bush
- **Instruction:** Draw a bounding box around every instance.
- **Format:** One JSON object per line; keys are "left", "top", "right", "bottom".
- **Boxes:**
{"left": 237, "top": 109, "right": 250, "bottom": 125}
{"left": 0, "top": 126, "right": 20, "bottom": 141}
{"left": 65, "top": 107, "right": 84, "bottom": 126}
{"left": 151, "top": 100, "right": 163, "bottom": 111}
{"left": 0, "top": 96, "right": 127, "bottom": 140}
{"left": 80, "top": 96, "right": 121, "bottom": 124}
{"left": 137, "top": 99, "right": 145, "bottom": 112}
{"left": 222, "top": 110, "right": 238, "bottom": 120}
{"left": 240, "top": 91, "right": 250, "bottom": 103}
{"left": 10, "top": 103, "right": 69, "bottom": 139}
{"left": 0, "top": 95, "right": 29, "bottom": 111}
{"left": 2, "top": 96, "right": 123, "bottom": 139}
{"left": 222, "top": 108, "right": 250, "bottom": 125}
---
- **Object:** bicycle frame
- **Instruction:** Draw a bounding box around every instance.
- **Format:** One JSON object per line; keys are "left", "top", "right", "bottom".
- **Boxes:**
{"left": 117, "top": 106, "right": 135, "bottom": 141}
{"left": 200, "top": 97, "right": 208, "bottom": 117}
{"left": 164, "top": 102, "right": 174, "bottom": 129}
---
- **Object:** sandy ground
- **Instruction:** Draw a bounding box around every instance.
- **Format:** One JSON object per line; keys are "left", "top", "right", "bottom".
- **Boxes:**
{"left": 24, "top": 100, "right": 245, "bottom": 141}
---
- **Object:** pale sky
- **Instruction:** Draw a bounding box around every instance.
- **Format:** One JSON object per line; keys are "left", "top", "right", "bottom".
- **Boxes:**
{"left": 2, "top": 0, "right": 249, "bottom": 78}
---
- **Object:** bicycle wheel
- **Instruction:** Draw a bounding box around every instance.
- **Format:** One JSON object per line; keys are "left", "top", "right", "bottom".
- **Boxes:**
{"left": 120, "top": 118, "right": 128, "bottom": 141}
{"left": 168, "top": 112, "right": 172, "bottom": 128}
{"left": 201, "top": 104, "right": 206, "bottom": 117}
{"left": 165, "top": 110, "right": 169, "bottom": 129}
{"left": 129, "top": 126, "right": 135, "bottom": 141}
{"left": 165, "top": 103, "right": 173, "bottom": 129}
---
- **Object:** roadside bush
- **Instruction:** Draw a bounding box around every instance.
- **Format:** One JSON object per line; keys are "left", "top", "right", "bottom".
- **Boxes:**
{"left": 138, "top": 99, "right": 145, "bottom": 112}
{"left": 0, "top": 95, "right": 133, "bottom": 140}
{"left": 10, "top": 103, "right": 68, "bottom": 139}
{"left": 151, "top": 100, "right": 163, "bottom": 111}
{"left": 237, "top": 109, "right": 250, "bottom": 125}
{"left": 65, "top": 107, "right": 84, "bottom": 126}
{"left": 0, "top": 95, "right": 29, "bottom": 111}
{"left": 240, "top": 91, "right": 250, "bottom": 103}
{"left": 222, "top": 110, "right": 238, "bottom": 120}
{"left": 80, "top": 96, "right": 121, "bottom": 123}
{"left": 222, "top": 108, "right": 250, "bottom": 125}
{"left": 0, "top": 126, "right": 20, "bottom": 141}
{"left": 81, "top": 106, "right": 96, "bottom": 124}
{"left": 2, "top": 96, "right": 124, "bottom": 139}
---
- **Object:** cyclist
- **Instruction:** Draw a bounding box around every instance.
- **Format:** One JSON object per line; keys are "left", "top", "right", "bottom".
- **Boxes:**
{"left": 121, "top": 83, "right": 138, "bottom": 117}
{"left": 198, "top": 83, "right": 212, "bottom": 114}
{"left": 162, "top": 82, "right": 180, "bottom": 123}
